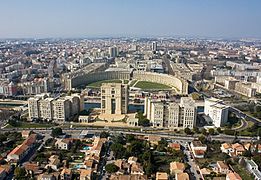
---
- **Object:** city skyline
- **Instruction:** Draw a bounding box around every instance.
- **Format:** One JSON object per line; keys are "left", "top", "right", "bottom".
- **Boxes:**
{"left": 1, "top": 0, "right": 261, "bottom": 39}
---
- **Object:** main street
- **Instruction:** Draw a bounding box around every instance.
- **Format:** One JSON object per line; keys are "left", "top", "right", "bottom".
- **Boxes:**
{"left": 1, "top": 126, "right": 258, "bottom": 143}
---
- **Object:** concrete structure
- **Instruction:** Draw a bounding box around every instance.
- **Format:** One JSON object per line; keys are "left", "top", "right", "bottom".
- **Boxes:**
{"left": 204, "top": 98, "right": 229, "bottom": 127}
{"left": 28, "top": 93, "right": 83, "bottom": 123}
{"left": 245, "top": 159, "right": 261, "bottom": 180}
{"left": 101, "top": 83, "right": 128, "bottom": 115}
{"left": 144, "top": 97, "right": 197, "bottom": 129}
{"left": 133, "top": 71, "right": 188, "bottom": 94}
{"left": 109, "top": 46, "right": 118, "bottom": 58}
{"left": 234, "top": 82, "right": 256, "bottom": 97}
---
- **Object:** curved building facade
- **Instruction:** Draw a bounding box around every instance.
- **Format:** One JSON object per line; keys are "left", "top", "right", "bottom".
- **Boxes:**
{"left": 64, "top": 69, "right": 188, "bottom": 95}
{"left": 133, "top": 71, "right": 188, "bottom": 94}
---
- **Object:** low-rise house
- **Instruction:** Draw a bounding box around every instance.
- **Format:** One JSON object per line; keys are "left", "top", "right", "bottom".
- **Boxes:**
{"left": 200, "top": 168, "right": 212, "bottom": 176}
{"left": 60, "top": 168, "right": 72, "bottom": 180}
{"left": 145, "top": 135, "right": 161, "bottom": 145}
{"left": 175, "top": 172, "right": 189, "bottom": 180}
{"left": 170, "top": 162, "right": 185, "bottom": 175}
{"left": 245, "top": 159, "right": 261, "bottom": 180}
{"left": 128, "top": 156, "right": 138, "bottom": 165}
{"left": 168, "top": 143, "right": 181, "bottom": 151}
{"left": 156, "top": 172, "right": 168, "bottom": 180}
{"left": 80, "top": 169, "right": 92, "bottom": 180}
{"left": 216, "top": 161, "right": 231, "bottom": 174}
{"left": 226, "top": 172, "right": 242, "bottom": 180}
{"left": 45, "top": 155, "right": 60, "bottom": 171}
{"left": 231, "top": 143, "right": 245, "bottom": 156}
{"left": 190, "top": 141, "right": 207, "bottom": 158}
{"left": 55, "top": 139, "right": 72, "bottom": 150}
{"left": 23, "top": 162, "right": 43, "bottom": 176}
{"left": 7, "top": 134, "right": 37, "bottom": 164}
{"left": 110, "top": 174, "right": 148, "bottom": 180}
{"left": 130, "top": 163, "right": 144, "bottom": 175}
{"left": 221, "top": 143, "right": 233, "bottom": 154}
{"left": 21, "top": 130, "right": 32, "bottom": 139}
{"left": 37, "top": 172, "right": 60, "bottom": 180}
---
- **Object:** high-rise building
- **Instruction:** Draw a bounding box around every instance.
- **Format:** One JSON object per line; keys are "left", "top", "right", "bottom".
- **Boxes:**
{"left": 152, "top": 41, "right": 157, "bottom": 52}
{"left": 28, "top": 93, "right": 83, "bottom": 123}
{"left": 101, "top": 83, "right": 128, "bottom": 115}
{"left": 204, "top": 97, "right": 229, "bottom": 127}
{"left": 109, "top": 46, "right": 118, "bottom": 58}
{"left": 144, "top": 97, "right": 197, "bottom": 129}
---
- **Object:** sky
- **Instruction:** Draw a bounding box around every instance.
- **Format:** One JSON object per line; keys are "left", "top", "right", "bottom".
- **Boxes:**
{"left": 0, "top": 0, "right": 261, "bottom": 38}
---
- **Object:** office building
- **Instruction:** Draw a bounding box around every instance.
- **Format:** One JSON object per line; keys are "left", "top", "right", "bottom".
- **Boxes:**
{"left": 144, "top": 97, "right": 197, "bottom": 129}
{"left": 204, "top": 98, "right": 229, "bottom": 127}
{"left": 101, "top": 83, "right": 128, "bottom": 115}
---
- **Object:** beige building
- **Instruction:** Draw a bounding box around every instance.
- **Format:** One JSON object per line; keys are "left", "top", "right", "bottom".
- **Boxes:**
{"left": 234, "top": 82, "right": 256, "bottom": 97}
{"left": 28, "top": 93, "right": 83, "bottom": 123}
{"left": 101, "top": 83, "right": 128, "bottom": 115}
{"left": 144, "top": 97, "right": 196, "bottom": 129}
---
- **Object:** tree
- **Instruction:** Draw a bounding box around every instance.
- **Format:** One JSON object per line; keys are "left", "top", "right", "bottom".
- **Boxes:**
{"left": 51, "top": 128, "right": 63, "bottom": 137}
{"left": 217, "top": 127, "right": 222, "bottom": 133}
{"left": 193, "top": 127, "right": 200, "bottom": 134}
{"left": 208, "top": 128, "right": 215, "bottom": 135}
{"left": 138, "top": 118, "right": 150, "bottom": 127}
{"left": 111, "top": 143, "right": 126, "bottom": 159}
{"left": 100, "top": 131, "right": 110, "bottom": 138}
{"left": 184, "top": 127, "right": 192, "bottom": 135}
{"left": 156, "top": 139, "right": 168, "bottom": 152}
{"left": 105, "top": 163, "right": 119, "bottom": 173}
{"left": 126, "top": 134, "right": 135, "bottom": 143}
{"left": 14, "top": 167, "right": 26, "bottom": 179}
{"left": 201, "top": 128, "right": 208, "bottom": 135}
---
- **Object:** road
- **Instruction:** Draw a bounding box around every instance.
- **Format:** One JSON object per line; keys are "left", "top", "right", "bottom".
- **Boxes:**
{"left": 1, "top": 126, "right": 258, "bottom": 143}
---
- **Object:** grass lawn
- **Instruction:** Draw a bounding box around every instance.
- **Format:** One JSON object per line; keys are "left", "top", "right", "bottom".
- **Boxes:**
{"left": 123, "top": 80, "right": 129, "bottom": 84}
{"left": 87, "top": 79, "right": 122, "bottom": 88}
{"left": 134, "top": 81, "right": 172, "bottom": 90}
{"left": 5, "top": 122, "right": 54, "bottom": 129}
{"left": 129, "top": 80, "right": 137, "bottom": 87}
{"left": 232, "top": 164, "right": 254, "bottom": 180}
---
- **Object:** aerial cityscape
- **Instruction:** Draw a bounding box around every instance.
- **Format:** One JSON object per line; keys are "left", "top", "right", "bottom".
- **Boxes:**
{"left": 0, "top": 0, "right": 261, "bottom": 180}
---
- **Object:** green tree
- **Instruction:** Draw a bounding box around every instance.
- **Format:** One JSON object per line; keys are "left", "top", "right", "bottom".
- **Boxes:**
{"left": 14, "top": 167, "right": 26, "bottom": 179}
{"left": 111, "top": 143, "right": 126, "bottom": 159}
{"left": 156, "top": 139, "right": 168, "bottom": 152}
{"left": 51, "top": 128, "right": 63, "bottom": 137}
{"left": 184, "top": 127, "right": 192, "bottom": 135}
{"left": 208, "top": 128, "right": 215, "bottom": 135}
{"left": 217, "top": 127, "right": 222, "bottom": 133}
{"left": 100, "top": 131, "right": 110, "bottom": 138}
{"left": 201, "top": 128, "right": 208, "bottom": 135}
{"left": 105, "top": 163, "right": 119, "bottom": 173}
{"left": 193, "top": 127, "right": 200, "bottom": 134}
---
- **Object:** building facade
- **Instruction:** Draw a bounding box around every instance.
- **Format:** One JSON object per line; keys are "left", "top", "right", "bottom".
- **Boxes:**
{"left": 204, "top": 98, "right": 229, "bottom": 127}
{"left": 144, "top": 97, "right": 197, "bottom": 129}
{"left": 101, "top": 83, "right": 128, "bottom": 115}
{"left": 28, "top": 93, "right": 83, "bottom": 123}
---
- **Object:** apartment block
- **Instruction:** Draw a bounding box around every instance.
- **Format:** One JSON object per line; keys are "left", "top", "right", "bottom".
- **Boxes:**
{"left": 204, "top": 97, "right": 229, "bottom": 127}
{"left": 28, "top": 93, "right": 82, "bottom": 123}
{"left": 144, "top": 97, "right": 197, "bottom": 129}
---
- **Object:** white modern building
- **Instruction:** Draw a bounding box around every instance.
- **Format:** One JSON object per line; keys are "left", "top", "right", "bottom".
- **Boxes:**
{"left": 144, "top": 97, "right": 197, "bottom": 129}
{"left": 28, "top": 93, "right": 83, "bottom": 123}
{"left": 204, "top": 98, "right": 229, "bottom": 127}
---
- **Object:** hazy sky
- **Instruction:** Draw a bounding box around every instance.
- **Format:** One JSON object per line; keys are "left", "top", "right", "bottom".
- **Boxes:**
{"left": 1, "top": 0, "right": 261, "bottom": 38}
